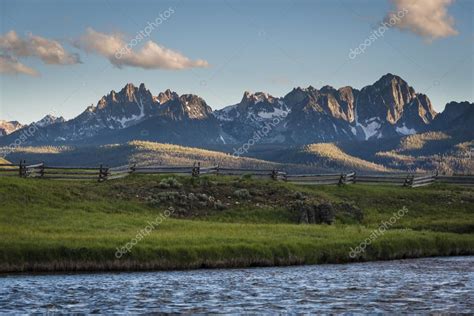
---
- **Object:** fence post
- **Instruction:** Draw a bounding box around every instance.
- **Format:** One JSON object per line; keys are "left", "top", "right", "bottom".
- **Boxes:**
{"left": 103, "top": 166, "right": 109, "bottom": 181}
{"left": 353, "top": 171, "right": 357, "bottom": 184}
{"left": 98, "top": 164, "right": 103, "bottom": 182}
{"left": 192, "top": 162, "right": 200, "bottom": 177}
{"left": 130, "top": 163, "right": 136, "bottom": 174}
{"left": 271, "top": 169, "right": 277, "bottom": 180}
{"left": 19, "top": 160, "right": 27, "bottom": 178}
{"left": 40, "top": 162, "right": 45, "bottom": 178}
{"left": 338, "top": 173, "right": 345, "bottom": 185}
{"left": 19, "top": 160, "right": 23, "bottom": 177}
{"left": 216, "top": 164, "right": 220, "bottom": 176}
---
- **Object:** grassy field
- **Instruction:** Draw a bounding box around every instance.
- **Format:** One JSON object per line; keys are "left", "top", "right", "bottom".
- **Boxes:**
{"left": 0, "top": 175, "right": 473, "bottom": 273}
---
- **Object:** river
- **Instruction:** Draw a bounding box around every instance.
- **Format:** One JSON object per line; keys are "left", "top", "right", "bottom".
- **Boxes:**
{"left": 1, "top": 256, "right": 472, "bottom": 313}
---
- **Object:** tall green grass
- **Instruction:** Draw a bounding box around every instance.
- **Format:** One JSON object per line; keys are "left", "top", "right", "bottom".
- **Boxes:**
{"left": 0, "top": 176, "right": 472, "bottom": 273}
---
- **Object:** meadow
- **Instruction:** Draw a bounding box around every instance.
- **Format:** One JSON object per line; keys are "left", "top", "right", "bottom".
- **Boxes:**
{"left": 0, "top": 175, "right": 472, "bottom": 273}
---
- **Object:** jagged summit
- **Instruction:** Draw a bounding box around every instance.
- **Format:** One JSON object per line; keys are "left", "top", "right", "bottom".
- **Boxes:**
{"left": 35, "top": 115, "right": 65, "bottom": 127}
{"left": 157, "top": 89, "right": 179, "bottom": 104}
{"left": 240, "top": 91, "right": 277, "bottom": 105}
{"left": 376, "top": 72, "right": 403, "bottom": 82}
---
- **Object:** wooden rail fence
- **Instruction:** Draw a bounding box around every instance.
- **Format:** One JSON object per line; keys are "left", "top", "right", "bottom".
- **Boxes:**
{"left": 1, "top": 161, "right": 473, "bottom": 187}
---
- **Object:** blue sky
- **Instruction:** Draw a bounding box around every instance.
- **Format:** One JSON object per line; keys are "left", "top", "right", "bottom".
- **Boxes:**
{"left": 1, "top": 0, "right": 473, "bottom": 123}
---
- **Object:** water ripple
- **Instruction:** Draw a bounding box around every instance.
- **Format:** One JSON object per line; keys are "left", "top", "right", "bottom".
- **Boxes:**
{"left": 0, "top": 256, "right": 473, "bottom": 313}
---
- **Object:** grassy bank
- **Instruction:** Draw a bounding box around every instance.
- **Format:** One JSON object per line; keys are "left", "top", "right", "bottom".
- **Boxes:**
{"left": 0, "top": 175, "right": 473, "bottom": 273}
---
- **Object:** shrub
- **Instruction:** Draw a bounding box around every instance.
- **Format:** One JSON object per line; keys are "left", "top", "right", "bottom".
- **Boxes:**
{"left": 316, "top": 203, "right": 335, "bottom": 224}
{"left": 233, "top": 189, "right": 251, "bottom": 199}
{"left": 335, "top": 202, "right": 364, "bottom": 223}
{"left": 159, "top": 177, "right": 182, "bottom": 189}
{"left": 294, "top": 191, "right": 306, "bottom": 200}
{"left": 198, "top": 176, "right": 213, "bottom": 187}
{"left": 290, "top": 200, "right": 335, "bottom": 225}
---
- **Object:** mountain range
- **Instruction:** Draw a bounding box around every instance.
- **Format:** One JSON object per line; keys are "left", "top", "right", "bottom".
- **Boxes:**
{"left": 1, "top": 73, "right": 472, "bottom": 149}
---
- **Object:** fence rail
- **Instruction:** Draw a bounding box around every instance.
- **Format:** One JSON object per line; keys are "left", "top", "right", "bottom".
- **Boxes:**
{"left": 0, "top": 160, "right": 473, "bottom": 187}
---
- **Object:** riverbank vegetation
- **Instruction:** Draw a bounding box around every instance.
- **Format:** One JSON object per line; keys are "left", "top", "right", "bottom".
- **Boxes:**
{"left": 0, "top": 175, "right": 472, "bottom": 273}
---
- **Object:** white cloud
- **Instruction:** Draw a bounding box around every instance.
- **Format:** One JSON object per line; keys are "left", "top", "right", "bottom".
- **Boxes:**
{"left": 0, "top": 30, "right": 80, "bottom": 65}
{"left": 386, "top": 0, "right": 458, "bottom": 40}
{"left": 77, "top": 28, "right": 209, "bottom": 70}
{"left": 0, "top": 55, "right": 39, "bottom": 76}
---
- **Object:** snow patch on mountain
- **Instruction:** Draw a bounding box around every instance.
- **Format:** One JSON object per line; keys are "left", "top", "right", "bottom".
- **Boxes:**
{"left": 257, "top": 107, "right": 290, "bottom": 119}
{"left": 350, "top": 126, "right": 357, "bottom": 135}
{"left": 111, "top": 95, "right": 146, "bottom": 128}
{"left": 355, "top": 113, "right": 382, "bottom": 140}
{"left": 360, "top": 119, "right": 381, "bottom": 140}
{"left": 396, "top": 124, "right": 416, "bottom": 135}
{"left": 213, "top": 104, "right": 238, "bottom": 121}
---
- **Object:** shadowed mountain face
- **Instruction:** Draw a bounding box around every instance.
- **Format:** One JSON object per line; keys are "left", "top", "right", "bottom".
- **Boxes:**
{"left": 431, "top": 101, "right": 474, "bottom": 133}
{"left": 354, "top": 74, "right": 437, "bottom": 139}
{"left": 0, "top": 74, "right": 471, "bottom": 147}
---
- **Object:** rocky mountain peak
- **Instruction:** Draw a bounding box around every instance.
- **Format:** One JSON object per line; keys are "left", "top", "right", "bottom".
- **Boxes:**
{"left": 157, "top": 93, "right": 213, "bottom": 121}
{"left": 157, "top": 89, "right": 179, "bottom": 104}
{"left": 35, "top": 115, "right": 65, "bottom": 127}
{"left": 443, "top": 100, "right": 472, "bottom": 114}
{"left": 0, "top": 120, "right": 24, "bottom": 136}
{"left": 284, "top": 87, "right": 310, "bottom": 106}
{"left": 241, "top": 91, "right": 275, "bottom": 104}
{"left": 434, "top": 101, "right": 472, "bottom": 123}
{"left": 242, "top": 90, "right": 252, "bottom": 98}
{"left": 119, "top": 83, "right": 137, "bottom": 101}
{"left": 320, "top": 85, "right": 336, "bottom": 94}
{"left": 375, "top": 73, "right": 404, "bottom": 86}
{"left": 431, "top": 101, "right": 473, "bottom": 133}
{"left": 338, "top": 86, "right": 355, "bottom": 94}
{"left": 357, "top": 74, "right": 418, "bottom": 126}
{"left": 179, "top": 94, "right": 213, "bottom": 119}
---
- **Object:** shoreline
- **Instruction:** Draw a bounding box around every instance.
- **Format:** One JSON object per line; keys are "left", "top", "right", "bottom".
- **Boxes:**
{"left": 2, "top": 247, "right": 472, "bottom": 275}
